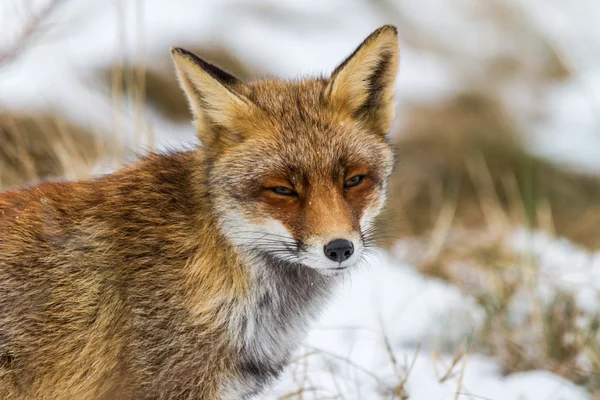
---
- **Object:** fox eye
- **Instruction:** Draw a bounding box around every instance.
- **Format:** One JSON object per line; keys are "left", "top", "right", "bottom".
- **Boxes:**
{"left": 270, "top": 186, "right": 297, "bottom": 197}
{"left": 344, "top": 175, "right": 364, "bottom": 189}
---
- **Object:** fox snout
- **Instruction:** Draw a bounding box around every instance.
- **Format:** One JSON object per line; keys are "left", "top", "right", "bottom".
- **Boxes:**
{"left": 301, "top": 236, "right": 363, "bottom": 275}
{"left": 324, "top": 239, "right": 354, "bottom": 263}
{"left": 298, "top": 230, "right": 364, "bottom": 274}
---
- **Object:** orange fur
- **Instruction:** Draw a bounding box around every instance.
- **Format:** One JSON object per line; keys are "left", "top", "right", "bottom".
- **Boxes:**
{"left": 0, "top": 25, "right": 399, "bottom": 399}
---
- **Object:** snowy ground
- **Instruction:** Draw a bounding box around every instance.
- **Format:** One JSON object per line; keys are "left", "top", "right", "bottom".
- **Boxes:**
{"left": 1, "top": 0, "right": 599, "bottom": 398}
{"left": 268, "top": 235, "right": 599, "bottom": 399}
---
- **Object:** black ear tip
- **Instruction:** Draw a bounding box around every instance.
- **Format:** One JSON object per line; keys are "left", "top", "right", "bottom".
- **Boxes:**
{"left": 171, "top": 47, "right": 196, "bottom": 60}
{"left": 375, "top": 25, "right": 398, "bottom": 37}
{"left": 170, "top": 46, "right": 242, "bottom": 85}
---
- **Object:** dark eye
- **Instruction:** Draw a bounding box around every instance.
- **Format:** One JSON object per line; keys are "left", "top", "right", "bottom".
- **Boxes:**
{"left": 344, "top": 175, "right": 364, "bottom": 189}
{"left": 270, "top": 186, "right": 297, "bottom": 197}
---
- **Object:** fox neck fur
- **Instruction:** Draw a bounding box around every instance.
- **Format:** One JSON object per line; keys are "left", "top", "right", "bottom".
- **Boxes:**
{"left": 187, "top": 151, "right": 339, "bottom": 397}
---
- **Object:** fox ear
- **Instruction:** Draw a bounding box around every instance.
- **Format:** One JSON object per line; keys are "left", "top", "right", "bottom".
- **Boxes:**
{"left": 171, "top": 47, "right": 254, "bottom": 148}
{"left": 324, "top": 25, "right": 399, "bottom": 135}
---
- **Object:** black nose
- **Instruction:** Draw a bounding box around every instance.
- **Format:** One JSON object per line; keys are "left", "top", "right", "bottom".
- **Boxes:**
{"left": 324, "top": 239, "right": 354, "bottom": 262}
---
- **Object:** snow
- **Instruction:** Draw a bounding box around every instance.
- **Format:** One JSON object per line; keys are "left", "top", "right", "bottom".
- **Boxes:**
{"left": 1, "top": 0, "right": 598, "bottom": 398}
{"left": 267, "top": 250, "right": 589, "bottom": 400}
{"left": 506, "top": 229, "right": 600, "bottom": 314}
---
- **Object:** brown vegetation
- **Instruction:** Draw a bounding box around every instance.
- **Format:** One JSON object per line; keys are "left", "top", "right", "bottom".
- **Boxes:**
{"left": 0, "top": 112, "right": 110, "bottom": 190}
{"left": 383, "top": 91, "right": 600, "bottom": 395}
{"left": 383, "top": 91, "right": 600, "bottom": 250}
{"left": 99, "top": 46, "right": 257, "bottom": 123}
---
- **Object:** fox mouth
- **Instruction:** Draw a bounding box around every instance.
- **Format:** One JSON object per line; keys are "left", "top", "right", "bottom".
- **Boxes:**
{"left": 326, "top": 265, "right": 349, "bottom": 274}
{"left": 257, "top": 249, "right": 305, "bottom": 269}
{"left": 259, "top": 251, "right": 353, "bottom": 275}
{"left": 254, "top": 245, "right": 356, "bottom": 273}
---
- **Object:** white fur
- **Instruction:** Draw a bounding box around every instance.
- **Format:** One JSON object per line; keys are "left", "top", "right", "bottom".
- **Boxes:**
{"left": 217, "top": 210, "right": 345, "bottom": 398}
{"left": 216, "top": 206, "right": 380, "bottom": 397}
{"left": 218, "top": 209, "right": 362, "bottom": 274}
{"left": 221, "top": 250, "right": 338, "bottom": 399}
{"left": 217, "top": 211, "right": 339, "bottom": 355}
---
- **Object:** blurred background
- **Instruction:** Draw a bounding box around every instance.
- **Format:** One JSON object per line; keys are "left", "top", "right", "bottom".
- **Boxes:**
{"left": 1, "top": 0, "right": 599, "bottom": 398}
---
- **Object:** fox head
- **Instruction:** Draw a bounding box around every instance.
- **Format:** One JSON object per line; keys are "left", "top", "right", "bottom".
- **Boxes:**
{"left": 172, "top": 25, "right": 399, "bottom": 275}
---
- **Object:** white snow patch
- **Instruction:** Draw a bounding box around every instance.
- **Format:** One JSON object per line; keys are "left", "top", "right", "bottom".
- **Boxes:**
{"left": 266, "top": 250, "right": 589, "bottom": 400}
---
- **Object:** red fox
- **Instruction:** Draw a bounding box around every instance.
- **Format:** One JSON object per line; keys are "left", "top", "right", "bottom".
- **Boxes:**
{"left": 0, "top": 25, "right": 399, "bottom": 399}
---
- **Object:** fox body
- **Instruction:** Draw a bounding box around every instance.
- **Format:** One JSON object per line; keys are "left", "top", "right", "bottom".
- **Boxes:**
{"left": 0, "top": 26, "right": 399, "bottom": 399}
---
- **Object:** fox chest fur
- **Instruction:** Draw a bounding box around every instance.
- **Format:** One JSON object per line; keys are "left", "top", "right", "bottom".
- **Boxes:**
{"left": 0, "top": 25, "right": 399, "bottom": 399}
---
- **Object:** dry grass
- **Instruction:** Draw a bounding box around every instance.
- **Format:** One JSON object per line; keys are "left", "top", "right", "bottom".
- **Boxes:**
{"left": 275, "top": 344, "right": 414, "bottom": 399}
{"left": 98, "top": 45, "right": 257, "bottom": 123}
{"left": 382, "top": 91, "right": 600, "bottom": 250}
{"left": 397, "top": 228, "right": 600, "bottom": 395}
{"left": 380, "top": 92, "right": 600, "bottom": 396}
{"left": 0, "top": 112, "right": 113, "bottom": 190}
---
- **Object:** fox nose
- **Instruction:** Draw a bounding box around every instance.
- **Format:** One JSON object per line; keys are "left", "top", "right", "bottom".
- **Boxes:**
{"left": 324, "top": 239, "right": 354, "bottom": 262}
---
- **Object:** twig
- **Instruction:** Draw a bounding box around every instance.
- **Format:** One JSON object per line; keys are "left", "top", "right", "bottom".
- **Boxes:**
{"left": 395, "top": 344, "right": 420, "bottom": 398}
{"left": 0, "top": 0, "right": 67, "bottom": 66}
